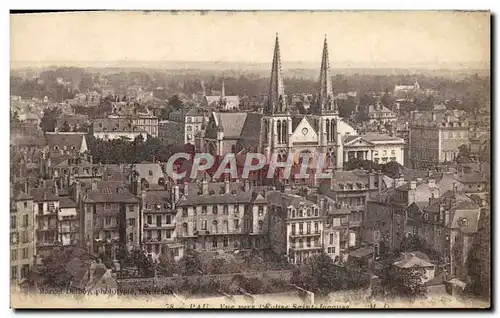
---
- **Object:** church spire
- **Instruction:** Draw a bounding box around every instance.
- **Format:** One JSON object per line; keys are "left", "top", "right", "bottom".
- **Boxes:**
{"left": 317, "top": 35, "right": 336, "bottom": 114}
{"left": 267, "top": 33, "right": 287, "bottom": 115}
{"left": 221, "top": 80, "right": 225, "bottom": 98}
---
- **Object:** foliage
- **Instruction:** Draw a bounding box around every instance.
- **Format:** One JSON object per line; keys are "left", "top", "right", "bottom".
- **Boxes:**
{"left": 39, "top": 107, "right": 62, "bottom": 133}
{"left": 372, "top": 263, "right": 427, "bottom": 302}
{"left": 130, "top": 249, "right": 155, "bottom": 277}
{"left": 343, "top": 158, "right": 403, "bottom": 179}
{"left": 467, "top": 212, "right": 490, "bottom": 298}
{"left": 87, "top": 134, "right": 172, "bottom": 164}
{"left": 291, "top": 252, "right": 370, "bottom": 297}
{"left": 178, "top": 248, "right": 203, "bottom": 276}
{"left": 454, "top": 144, "right": 473, "bottom": 164}
{"left": 35, "top": 246, "right": 92, "bottom": 288}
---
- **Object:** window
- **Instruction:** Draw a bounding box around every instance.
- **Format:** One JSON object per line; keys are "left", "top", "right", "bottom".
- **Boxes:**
{"left": 299, "top": 223, "right": 303, "bottom": 235}
{"left": 128, "top": 205, "right": 134, "bottom": 212}
{"left": 166, "top": 214, "right": 172, "bottom": 224}
{"left": 212, "top": 237, "right": 218, "bottom": 248}
{"left": 292, "top": 209, "right": 296, "bottom": 218}
{"left": 156, "top": 215, "right": 162, "bottom": 227}
{"left": 129, "top": 233, "right": 134, "bottom": 242}
{"left": 307, "top": 223, "right": 311, "bottom": 234}
{"left": 223, "top": 236, "right": 228, "bottom": 247}
{"left": 23, "top": 214, "right": 28, "bottom": 227}
{"left": 182, "top": 208, "right": 188, "bottom": 216}
{"left": 11, "top": 249, "right": 16, "bottom": 261}
{"left": 258, "top": 206, "right": 264, "bottom": 216}
{"left": 202, "top": 220, "right": 207, "bottom": 230}
{"left": 223, "top": 220, "right": 229, "bottom": 233}
{"left": 234, "top": 219, "right": 240, "bottom": 230}
{"left": 314, "top": 209, "right": 319, "bottom": 216}
{"left": 147, "top": 215, "right": 152, "bottom": 225}
{"left": 192, "top": 221, "right": 197, "bottom": 232}
{"left": 128, "top": 218, "right": 136, "bottom": 226}
{"left": 21, "top": 231, "right": 28, "bottom": 243}
{"left": 299, "top": 209, "right": 304, "bottom": 217}
{"left": 11, "top": 266, "right": 17, "bottom": 281}
{"left": 328, "top": 247, "right": 332, "bottom": 253}
{"left": 23, "top": 202, "right": 27, "bottom": 209}
{"left": 292, "top": 224, "right": 296, "bottom": 235}
{"left": 307, "top": 209, "right": 311, "bottom": 217}
{"left": 202, "top": 206, "right": 207, "bottom": 214}
{"left": 11, "top": 216, "right": 16, "bottom": 229}
{"left": 258, "top": 220, "right": 263, "bottom": 231}
{"left": 314, "top": 222, "right": 319, "bottom": 234}
{"left": 329, "top": 233, "right": 334, "bottom": 244}
{"left": 213, "top": 206, "right": 218, "bottom": 214}
{"left": 22, "top": 247, "right": 28, "bottom": 259}
{"left": 213, "top": 220, "right": 218, "bottom": 233}
{"left": 223, "top": 205, "right": 229, "bottom": 214}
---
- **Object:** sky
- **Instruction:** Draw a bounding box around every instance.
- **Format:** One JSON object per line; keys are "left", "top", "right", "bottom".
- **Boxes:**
{"left": 10, "top": 11, "right": 490, "bottom": 68}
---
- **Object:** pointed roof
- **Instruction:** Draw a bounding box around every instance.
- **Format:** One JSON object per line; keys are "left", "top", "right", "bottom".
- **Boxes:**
{"left": 317, "top": 35, "right": 337, "bottom": 114}
{"left": 267, "top": 33, "right": 287, "bottom": 115}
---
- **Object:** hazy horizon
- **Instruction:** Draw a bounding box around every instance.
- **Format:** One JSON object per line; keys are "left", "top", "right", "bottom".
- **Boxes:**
{"left": 11, "top": 11, "right": 490, "bottom": 70}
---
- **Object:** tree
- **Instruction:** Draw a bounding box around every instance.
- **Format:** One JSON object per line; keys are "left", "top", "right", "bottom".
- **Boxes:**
{"left": 372, "top": 264, "right": 427, "bottom": 302}
{"left": 291, "top": 252, "right": 369, "bottom": 298}
{"left": 178, "top": 248, "right": 203, "bottom": 276}
{"left": 455, "top": 144, "right": 473, "bottom": 164}
{"left": 168, "top": 94, "right": 184, "bottom": 111}
{"left": 39, "top": 107, "right": 61, "bottom": 132}
{"left": 130, "top": 249, "right": 155, "bottom": 277}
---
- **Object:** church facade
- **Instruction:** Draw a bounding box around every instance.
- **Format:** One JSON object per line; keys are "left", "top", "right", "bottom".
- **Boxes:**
{"left": 201, "top": 35, "right": 357, "bottom": 171}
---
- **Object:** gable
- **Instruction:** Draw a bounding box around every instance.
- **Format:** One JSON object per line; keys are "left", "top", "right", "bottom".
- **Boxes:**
{"left": 290, "top": 117, "right": 318, "bottom": 144}
{"left": 343, "top": 136, "right": 374, "bottom": 147}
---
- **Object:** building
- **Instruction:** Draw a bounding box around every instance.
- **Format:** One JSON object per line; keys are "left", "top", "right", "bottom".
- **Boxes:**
{"left": 30, "top": 186, "right": 61, "bottom": 256}
{"left": 10, "top": 188, "right": 36, "bottom": 282}
{"left": 267, "top": 191, "right": 322, "bottom": 264}
{"left": 175, "top": 179, "right": 268, "bottom": 254}
{"left": 343, "top": 133, "right": 405, "bottom": 166}
{"left": 409, "top": 110, "right": 469, "bottom": 169}
{"left": 159, "top": 108, "right": 207, "bottom": 146}
{"left": 58, "top": 197, "right": 79, "bottom": 246}
{"left": 81, "top": 179, "right": 141, "bottom": 258}
{"left": 393, "top": 252, "right": 436, "bottom": 283}
{"left": 92, "top": 118, "right": 147, "bottom": 141}
{"left": 202, "top": 81, "right": 240, "bottom": 111}
{"left": 44, "top": 132, "right": 88, "bottom": 156}
{"left": 366, "top": 101, "right": 398, "bottom": 126}
{"left": 394, "top": 80, "right": 421, "bottom": 94}
{"left": 201, "top": 35, "right": 357, "bottom": 171}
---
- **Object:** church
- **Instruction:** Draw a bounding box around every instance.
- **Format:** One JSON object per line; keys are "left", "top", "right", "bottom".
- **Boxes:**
{"left": 201, "top": 34, "right": 358, "bottom": 170}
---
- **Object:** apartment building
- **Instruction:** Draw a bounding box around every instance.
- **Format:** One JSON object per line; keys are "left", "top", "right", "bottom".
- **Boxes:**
{"left": 159, "top": 108, "right": 206, "bottom": 146}
{"left": 82, "top": 180, "right": 141, "bottom": 258}
{"left": 267, "top": 191, "right": 322, "bottom": 264}
{"left": 30, "top": 187, "right": 61, "bottom": 256}
{"left": 175, "top": 180, "right": 268, "bottom": 253}
{"left": 409, "top": 110, "right": 469, "bottom": 169}
{"left": 10, "top": 188, "right": 36, "bottom": 282}
{"left": 58, "top": 197, "right": 79, "bottom": 246}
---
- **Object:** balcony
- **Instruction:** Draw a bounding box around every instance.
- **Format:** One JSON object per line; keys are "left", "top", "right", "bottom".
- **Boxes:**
{"left": 289, "top": 245, "right": 323, "bottom": 252}
{"left": 96, "top": 226, "right": 119, "bottom": 231}
{"left": 143, "top": 223, "right": 176, "bottom": 230}
{"left": 143, "top": 237, "right": 175, "bottom": 244}
{"left": 37, "top": 225, "right": 58, "bottom": 232}
{"left": 37, "top": 241, "right": 61, "bottom": 247}
{"left": 290, "top": 231, "right": 322, "bottom": 238}
{"left": 94, "top": 238, "right": 120, "bottom": 244}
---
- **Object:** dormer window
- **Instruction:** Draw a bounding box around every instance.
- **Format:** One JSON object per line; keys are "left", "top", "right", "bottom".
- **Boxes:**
{"left": 148, "top": 170, "right": 153, "bottom": 176}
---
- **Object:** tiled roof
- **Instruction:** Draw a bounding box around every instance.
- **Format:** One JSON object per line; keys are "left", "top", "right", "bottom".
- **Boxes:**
{"left": 59, "top": 196, "right": 77, "bottom": 208}
{"left": 92, "top": 118, "right": 145, "bottom": 133}
{"left": 29, "top": 187, "right": 59, "bottom": 202}
{"left": 45, "top": 133, "right": 85, "bottom": 150}
{"left": 213, "top": 112, "right": 248, "bottom": 138}
{"left": 266, "top": 191, "right": 315, "bottom": 208}
{"left": 449, "top": 202, "right": 481, "bottom": 234}
{"left": 455, "top": 172, "right": 489, "bottom": 183}
{"left": 177, "top": 182, "right": 267, "bottom": 206}
{"left": 134, "top": 163, "right": 165, "bottom": 186}
{"left": 239, "top": 112, "right": 263, "bottom": 141}
{"left": 393, "top": 253, "right": 435, "bottom": 268}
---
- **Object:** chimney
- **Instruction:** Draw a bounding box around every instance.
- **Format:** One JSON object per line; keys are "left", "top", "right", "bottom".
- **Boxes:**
{"left": 428, "top": 169, "right": 433, "bottom": 178}
{"left": 410, "top": 181, "right": 417, "bottom": 190}
{"left": 183, "top": 182, "right": 189, "bottom": 195}
{"left": 439, "top": 203, "right": 445, "bottom": 222}
{"left": 377, "top": 170, "right": 383, "bottom": 195}
{"left": 432, "top": 112, "right": 436, "bottom": 121}
{"left": 24, "top": 179, "right": 29, "bottom": 194}
{"left": 89, "top": 154, "right": 93, "bottom": 165}
{"left": 224, "top": 179, "right": 230, "bottom": 194}
{"left": 201, "top": 179, "right": 208, "bottom": 195}
{"left": 91, "top": 178, "right": 98, "bottom": 192}
{"left": 53, "top": 182, "right": 59, "bottom": 196}
{"left": 444, "top": 209, "right": 450, "bottom": 226}
{"left": 452, "top": 182, "right": 457, "bottom": 195}
{"left": 244, "top": 179, "right": 251, "bottom": 192}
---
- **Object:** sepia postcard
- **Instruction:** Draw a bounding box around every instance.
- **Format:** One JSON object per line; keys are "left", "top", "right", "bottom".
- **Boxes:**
{"left": 9, "top": 10, "right": 491, "bottom": 309}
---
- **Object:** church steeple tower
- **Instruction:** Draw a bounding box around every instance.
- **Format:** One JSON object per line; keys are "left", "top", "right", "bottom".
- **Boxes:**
{"left": 221, "top": 80, "right": 225, "bottom": 98}
{"left": 316, "top": 35, "right": 337, "bottom": 115}
{"left": 267, "top": 33, "right": 287, "bottom": 115}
